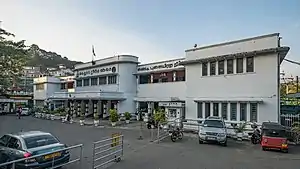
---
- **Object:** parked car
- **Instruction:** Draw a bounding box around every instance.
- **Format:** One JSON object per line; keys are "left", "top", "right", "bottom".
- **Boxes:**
{"left": 198, "top": 117, "right": 227, "bottom": 146}
{"left": 0, "top": 131, "right": 70, "bottom": 169}
{"left": 15, "top": 108, "right": 30, "bottom": 116}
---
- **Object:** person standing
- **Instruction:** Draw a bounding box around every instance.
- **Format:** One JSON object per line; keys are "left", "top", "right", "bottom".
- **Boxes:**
{"left": 17, "top": 106, "right": 22, "bottom": 119}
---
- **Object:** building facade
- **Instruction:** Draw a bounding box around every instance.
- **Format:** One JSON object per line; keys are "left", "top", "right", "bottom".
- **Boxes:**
{"left": 33, "top": 33, "right": 289, "bottom": 124}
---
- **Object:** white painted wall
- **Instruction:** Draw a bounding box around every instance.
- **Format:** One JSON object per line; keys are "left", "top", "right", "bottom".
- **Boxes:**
{"left": 185, "top": 34, "right": 280, "bottom": 123}
{"left": 137, "top": 82, "right": 186, "bottom": 101}
{"left": 186, "top": 34, "right": 279, "bottom": 60}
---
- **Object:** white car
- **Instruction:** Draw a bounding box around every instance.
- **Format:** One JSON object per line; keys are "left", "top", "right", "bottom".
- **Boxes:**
{"left": 16, "top": 108, "right": 30, "bottom": 116}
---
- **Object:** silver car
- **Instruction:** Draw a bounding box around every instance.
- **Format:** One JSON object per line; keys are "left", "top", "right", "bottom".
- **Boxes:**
{"left": 198, "top": 117, "right": 227, "bottom": 146}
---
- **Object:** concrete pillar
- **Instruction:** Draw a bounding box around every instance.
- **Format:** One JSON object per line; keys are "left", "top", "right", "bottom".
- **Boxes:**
{"left": 107, "top": 100, "right": 112, "bottom": 112}
{"left": 236, "top": 102, "right": 240, "bottom": 122}
{"left": 88, "top": 99, "right": 93, "bottom": 115}
{"left": 80, "top": 100, "right": 85, "bottom": 117}
{"left": 97, "top": 100, "right": 102, "bottom": 117}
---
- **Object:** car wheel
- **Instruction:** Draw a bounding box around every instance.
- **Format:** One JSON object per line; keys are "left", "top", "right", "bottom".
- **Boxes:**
{"left": 262, "top": 147, "right": 267, "bottom": 151}
{"left": 221, "top": 140, "right": 227, "bottom": 147}
{"left": 199, "top": 139, "right": 203, "bottom": 144}
{"left": 282, "top": 149, "right": 288, "bottom": 153}
{"left": 171, "top": 134, "right": 176, "bottom": 142}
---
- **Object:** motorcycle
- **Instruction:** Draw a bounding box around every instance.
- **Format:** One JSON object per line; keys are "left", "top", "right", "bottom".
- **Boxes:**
{"left": 251, "top": 128, "right": 261, "bottom": 144}
{"left": 169, "top": 128, "right": 183, "bottom": 142}
{"left": 147, "top": 119, "right": 159, "bottom": 129}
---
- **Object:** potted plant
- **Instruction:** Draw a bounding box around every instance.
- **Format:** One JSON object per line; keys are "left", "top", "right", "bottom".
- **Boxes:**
{"left": 50, "top": 111, "right": 55, "bottom": 120}
{"left": 79, "top": 111, "right": 85, "bottom": 126}
{"left": 60, "top": 111, "right": 67, "bottom": 123}
{"left": 109, "top": 109, "right": 119, "bottom": 127}
{"left": 235, "top": 122, "right": 247, "bottom": 141}
{"left": 154, "top": 109, "right": 167, "bottom": 128}
{"left": 94, "top": 113, "right": 100, "bottom": 126}
{"left": 124, "top": 112, "right": 131, "bottom": 124}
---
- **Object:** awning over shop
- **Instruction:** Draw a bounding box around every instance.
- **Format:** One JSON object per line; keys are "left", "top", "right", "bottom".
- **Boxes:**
{"left": 49, "top": 91, "right": 126, "bottom": 101}
{"left": 193, "top": 98, "right": 264, "bottom": 103}
{"left": 134, "top": 97, "right": 184, "bottom": 102}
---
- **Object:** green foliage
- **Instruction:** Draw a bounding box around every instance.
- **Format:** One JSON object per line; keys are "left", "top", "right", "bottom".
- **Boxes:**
{"left": 124, "top": 112, "right": 131, "bottom": 120}
{"left": 0, "top": 28, "right": 29, "bottom": 94}
{"left": 154, "top": 109, "right": 167, "bottom": 124}
{"left": 27, "top": 44, "right": 82, "bottom": 71}
{"left": 109, "top": 109, "right": 119, "bottom": 122}
{"left": 235, "top": 122, "right": 247, "bottom": 133}
{"left": 292, "top": 122, "right": 300, "bottom": 133}
{"left": 94, "top": 113, "right": 99, "bottom": 120}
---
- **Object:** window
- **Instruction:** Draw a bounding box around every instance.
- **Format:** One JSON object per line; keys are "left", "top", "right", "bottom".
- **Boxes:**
{"left": 99, "top": 76, "right": 107, "bottom": 85}
{"left": 169, "top": 109, "right": 177, "bottom": 118}
{"left": 230, "top": 103, "right": 237, "bottom": 121}
{"left": 205, "top": 103, "right": 210, "bottom": 118}
{"left": 240, "top": 103, "right": 247, "bottom": 121}
{"left": 7, "top": 137, "right": 19, "bottom": 149}
{"left": 60, "top": 83, "right": 66, "bottom": 89}
{"left": 197, "top": 102, "right": 203, "bottom": 118}
{"left": 213, "top": 103, "right": 219, "bottom": 116}
{"left": 24, "top": 135, "right": 59, "bottom": 149}
{"left": 203, "top": 120, "right": 224, "bottom": 128}
{"left": 91, "top": 77, "right": 98, "bottom": 86}
{"left": 218, "top": 60, "right": 225, "bottom": 75}
{"left": 246, "top": 57, "right": 254, "bottom": 72}
{"left": 76, "top": 80, "right": 82, "bottom": 87}
{"left": 202, "top": 63, "right": 208, "bottom": 76}
{"left": 175, "top": 70, "right": 185, "bottom": 81}
{"left": 210, "top": 61, "right": 216, "bottom": 75}
{"left": 227, "top": 59, "right": 233, "bottom": 74}
{"left": 139, "top": 74, "right": 150, "bottom": 84}
{"left": 0, "top": 135, "right": 10, "bottom": 146}
{"left": 83, "top": 79, "right": 90, "bottom": 86}
{"left": 236, "top": 58, "right": 244, "bottom": 73}
{"left": 36, "top": 84, "right": 44, "bottom": 90}
{"left": 250, "top": 103, "right": 258, "bottom": 122}
{"left": 108, "top": 75, "right": 117, "bottom": 84}
{"left": 67, "top": 82, "right": 74, "bottom": 89}
{"left": 221, "top": 103, "right": 227, "bottom": 120}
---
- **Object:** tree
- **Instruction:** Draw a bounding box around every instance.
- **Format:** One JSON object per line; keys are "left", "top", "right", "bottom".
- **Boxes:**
{"left": 0, "top": 28, "right": 29, "bottom": 94}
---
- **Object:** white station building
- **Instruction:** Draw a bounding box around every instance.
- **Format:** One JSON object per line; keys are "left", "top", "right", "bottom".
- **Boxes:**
{"left": 33, "top": 33, "right": 289, "bottom": 124}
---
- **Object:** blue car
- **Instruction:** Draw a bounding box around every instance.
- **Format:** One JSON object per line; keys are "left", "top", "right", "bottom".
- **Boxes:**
{"left": 0, "top": 131, "right": 70, "bottom": 169}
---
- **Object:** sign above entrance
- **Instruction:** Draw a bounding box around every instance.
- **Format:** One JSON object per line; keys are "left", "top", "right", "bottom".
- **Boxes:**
{"left": 76, "top": 65, "right": 118, "bottom": 78}
{"left": 159, "top": 102, "right": 184, "bottom": 107}
{"left": 137, "top": 59, "right": 184, "bottom": 73}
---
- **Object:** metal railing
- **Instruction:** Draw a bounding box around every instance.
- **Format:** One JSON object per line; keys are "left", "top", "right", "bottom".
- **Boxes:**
{"left": 280, "top": 114, "right": 300, "bottom": 127}
{"left": 92, "top": 134, "right": 124, "bottom": 169}
{"left": 0, "top": 144, "right": 83, "bottom": 169}
{"left": 155, "top": 118, "right": 183, "bottom": 143}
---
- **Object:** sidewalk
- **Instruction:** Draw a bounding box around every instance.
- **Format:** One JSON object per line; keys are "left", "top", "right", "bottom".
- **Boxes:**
{"left": 71, "top": 117, "right": 143, "bottom": 129}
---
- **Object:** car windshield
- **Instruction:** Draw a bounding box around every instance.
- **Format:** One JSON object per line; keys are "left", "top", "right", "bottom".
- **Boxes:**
{"left": 263, "top": 129, "right": 286, "bottom": 137}
{"left": 203, "top": 120, "right": 224, "bottom": 128}
{"left": 24, "top": 135, "right": 59, "bottom": 149}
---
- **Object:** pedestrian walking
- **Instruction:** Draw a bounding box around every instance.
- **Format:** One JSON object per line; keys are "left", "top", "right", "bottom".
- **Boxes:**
{"left": 17, "top": 107, "right": 22, "bottom": 119}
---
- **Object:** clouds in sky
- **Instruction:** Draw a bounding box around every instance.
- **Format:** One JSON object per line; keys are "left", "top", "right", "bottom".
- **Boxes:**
{"left": 0, "top": 0, "right": 174, "bottom": 64}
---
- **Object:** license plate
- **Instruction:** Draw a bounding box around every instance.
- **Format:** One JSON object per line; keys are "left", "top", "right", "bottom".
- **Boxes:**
{"left": 44, "top": 152, "right": 61, "bottom": 160}
{"left": 207, "top": 137, "right": 216, "bottom": 140}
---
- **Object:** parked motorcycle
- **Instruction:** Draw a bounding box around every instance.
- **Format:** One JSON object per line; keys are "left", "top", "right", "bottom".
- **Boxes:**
{"left": 251, "top": 125, "right": 261, "bottom": 144}
{"left": 169, "top": 128, "right": 183, "bottom": 142}
{"left": 147, "top": 119, "right": 159, "bottom": 129}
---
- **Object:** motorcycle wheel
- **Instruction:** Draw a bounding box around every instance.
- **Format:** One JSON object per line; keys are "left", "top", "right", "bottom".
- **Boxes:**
{"left": 171, "top": 134, "right": 177, "bottom": 142}
{"left": 147, "top": 124, "right": 151, "bottom": 129}
{"left": 178, "top": 131, "right": 183, "bottom": 140}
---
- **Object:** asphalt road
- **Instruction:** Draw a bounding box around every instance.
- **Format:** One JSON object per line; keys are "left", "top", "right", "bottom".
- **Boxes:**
{"left": 1, "top": 115, "right": 300, "bottom": 169}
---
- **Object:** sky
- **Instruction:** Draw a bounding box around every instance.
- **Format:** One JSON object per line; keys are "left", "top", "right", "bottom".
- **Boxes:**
{"left": 0, "top": 0, "right": 299, "bottom": 76}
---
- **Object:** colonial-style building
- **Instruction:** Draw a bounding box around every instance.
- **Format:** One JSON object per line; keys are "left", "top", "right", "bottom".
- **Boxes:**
{"left": 33, "top": 33, "right": 289, "bottom": 124}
